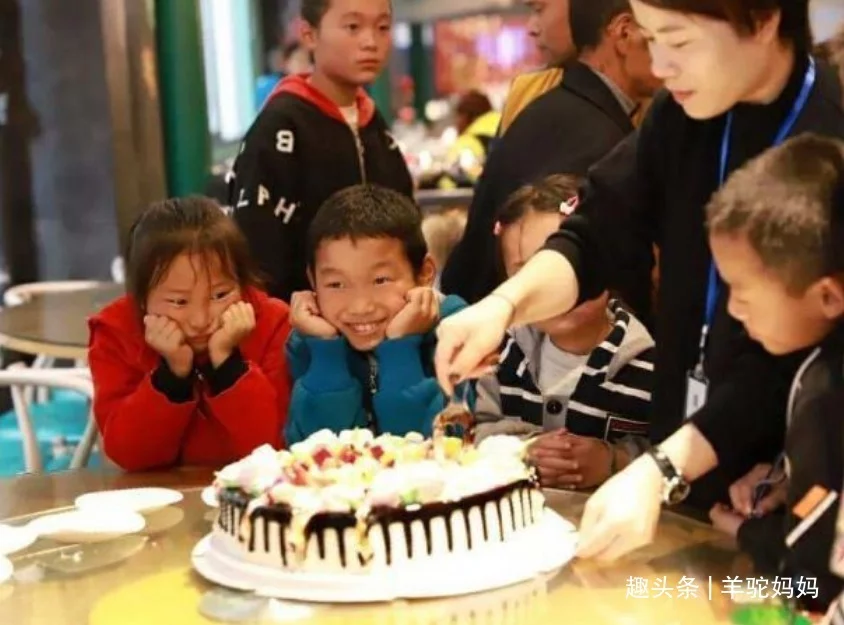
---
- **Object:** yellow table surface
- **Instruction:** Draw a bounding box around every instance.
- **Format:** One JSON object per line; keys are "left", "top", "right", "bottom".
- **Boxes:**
{"left": 0, "top": 469, "right": 758, "bottom": 625}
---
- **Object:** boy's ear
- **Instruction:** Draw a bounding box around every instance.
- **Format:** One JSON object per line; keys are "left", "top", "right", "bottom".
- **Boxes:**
{"left": 417, "top": 254, "right": 437, "bottom": 288}
{"left": 819, "top": 276, "right": 844, "bottom": 320}
{"left": 307, "top": 267, "right": 316, "bottom": 290}
{"left": 299, "top": 20, "right": 319, "bottom": 53}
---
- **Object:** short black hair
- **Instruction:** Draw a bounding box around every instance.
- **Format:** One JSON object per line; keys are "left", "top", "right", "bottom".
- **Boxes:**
{"left": 707, "top": 133, "right": 844, "bottom": 293}
{"left": 570, "top": 0, "right": 632, "bottom": 52}
{"left": 307, "top": 185, "right": 427, "bottom": 274}
{"left": 496, "top": 174, "right": 583, "bottom": 227}
{"left": 301, "top": 0, "right": 392, "bottom": 27}
{"left": 637, "top": 0, "right": 811, "bottom": 53}
{"left": 301, "top": 0, "right": 331, "bottom": 26}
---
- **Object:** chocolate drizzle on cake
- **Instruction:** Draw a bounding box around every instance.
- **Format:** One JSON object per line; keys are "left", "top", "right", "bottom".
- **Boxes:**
{"left": 463, "top": 507, "right": 473, "bottom": 550}
{"left": 480, "top": 506, "right": 489, "bottom": 542}
{"left": 403, "top": 521, "right": 414, "bottom": 559}
{"left": 217, "top": 480, "right": 541, "bottom": 570}
{"left": 278, "top": 524, "right": 288, "bottom": 566}
{"left": 495, "top": 497, "right": 505, "bottom": 541}
{"left": 379, "top": 520, "right": 392, "bottom": 565}
{"left": 336, "top": 527, "right": 348, "bottom": 568}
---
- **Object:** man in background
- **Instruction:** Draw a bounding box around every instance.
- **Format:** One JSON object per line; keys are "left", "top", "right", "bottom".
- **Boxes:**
{"left": 441, "top": 0, "right": 659, "bottom": 319}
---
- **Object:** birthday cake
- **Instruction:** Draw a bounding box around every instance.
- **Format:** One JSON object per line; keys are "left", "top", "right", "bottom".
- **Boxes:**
{"left": 210, "top": 429, "right": 544, "bottom": 574}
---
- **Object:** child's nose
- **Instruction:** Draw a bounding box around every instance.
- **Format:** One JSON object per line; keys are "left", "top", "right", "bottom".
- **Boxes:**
{"left": 348, "top": 294, "right": 376, "bottom": 314}
{"left": 361, "top": 28, "right": 377, "bottom": 48}
{"left": 188, "top": 306, "right": 210, "bottom": 329}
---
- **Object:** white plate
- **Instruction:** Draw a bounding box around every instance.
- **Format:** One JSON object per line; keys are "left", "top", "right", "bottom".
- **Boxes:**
{"left": 0, "top": 556, "right": 11, "bottom": 584}
{"left": 28, "top": 510, "right": 146, "bottom": 543}
{"left": 75, "top": 488, "right": 184, "bottom": 514}
{"left": 201, "top": 486, "right": 219, "bottom": 508}
{"left": 192, "top": 509, "right": 577, "bottom": 603}
{"left": 0, "top": 524, "right": 37, "bottom": 556}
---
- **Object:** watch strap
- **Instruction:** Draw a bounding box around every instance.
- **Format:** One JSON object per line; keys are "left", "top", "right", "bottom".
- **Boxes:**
{"left": 648, "top": 447, "right": 680, "bottom": 481}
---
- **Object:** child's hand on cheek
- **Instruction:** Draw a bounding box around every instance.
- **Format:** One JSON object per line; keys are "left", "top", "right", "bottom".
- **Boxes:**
{"left": 708, "top": 503, "right": 745, "bottom": 538}
{"left": 208, "top": 302, "right": 256, "bottom": 367}
{"left": 290, "top": 291, "right": 338, "bottom": 339}
{"left": 144, "top": 315, "right": 194, "bottom": 378}
{"left": 385, "top": 287, "right": 440, "bottom": 339}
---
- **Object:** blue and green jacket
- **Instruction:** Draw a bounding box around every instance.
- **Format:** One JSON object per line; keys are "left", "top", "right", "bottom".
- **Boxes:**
{"left": 285, "top": 295, "right": 473, "bottom": 444}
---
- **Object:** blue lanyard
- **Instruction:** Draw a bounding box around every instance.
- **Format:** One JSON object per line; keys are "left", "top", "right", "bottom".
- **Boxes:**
{"left": 699, "top": 57, "right": 817, "bottom": 362}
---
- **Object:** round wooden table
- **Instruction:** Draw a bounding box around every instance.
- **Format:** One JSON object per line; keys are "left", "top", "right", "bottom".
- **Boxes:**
{"left": 0, "top": 469, "right": 767, "bottom": 625}
{"left": 0, "top": 283, "right": 124, "bottom": 360}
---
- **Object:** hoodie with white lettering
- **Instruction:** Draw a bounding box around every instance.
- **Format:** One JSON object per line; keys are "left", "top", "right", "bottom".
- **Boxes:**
{"left": 228, "top": 74, "right": 414, "bottom": 302}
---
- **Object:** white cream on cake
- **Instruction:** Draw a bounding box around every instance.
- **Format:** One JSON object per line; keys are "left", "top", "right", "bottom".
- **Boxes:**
{"left": 212, "top": 430, "right": 544, "bottom": 573}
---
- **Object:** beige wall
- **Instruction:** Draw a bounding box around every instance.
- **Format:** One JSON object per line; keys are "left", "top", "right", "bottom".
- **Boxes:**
{"left": 811, "top": 0, "right": 844, "bottom": 41}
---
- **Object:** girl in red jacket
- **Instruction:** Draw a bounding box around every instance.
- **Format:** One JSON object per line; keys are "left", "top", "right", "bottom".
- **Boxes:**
{"left": 88, "top": 196, "right": 291, "bottom": 471}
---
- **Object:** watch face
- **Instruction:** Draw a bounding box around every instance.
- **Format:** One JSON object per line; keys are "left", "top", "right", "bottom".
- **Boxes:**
{"left": 668, "top": 480, "right": 691, "bottom": 505}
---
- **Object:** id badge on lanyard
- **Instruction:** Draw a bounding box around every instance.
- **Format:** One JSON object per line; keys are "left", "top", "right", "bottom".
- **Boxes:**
{"left": 684, "top": 57, "right": 816, "bottom": 421}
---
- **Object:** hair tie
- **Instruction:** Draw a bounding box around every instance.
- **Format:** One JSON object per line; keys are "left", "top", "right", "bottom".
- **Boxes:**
{"left": 493, "top": 221, "right": 503, "bottom": 236}
{"left": 560, "top": 195, "right": 579, "bottom": 216}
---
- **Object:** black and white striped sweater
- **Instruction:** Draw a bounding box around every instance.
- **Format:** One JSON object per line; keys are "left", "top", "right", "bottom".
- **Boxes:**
{"left": 475, "top": 302, "right": 655, "bottom": 451}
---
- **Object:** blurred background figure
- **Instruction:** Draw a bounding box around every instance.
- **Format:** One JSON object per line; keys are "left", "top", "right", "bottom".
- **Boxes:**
{"left": 418, "top": 89, "right": 501, "bottom": 190}
{"left": 815, "top": 24, "right": 844, "bottom": 94}
{"left": 421, "top": 206, "right": 468, "bottom": 288}
{"left": 254, "top": 41, "right": 314, "bottom": 112}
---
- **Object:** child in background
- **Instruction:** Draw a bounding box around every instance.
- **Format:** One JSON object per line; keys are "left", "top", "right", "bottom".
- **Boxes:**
{"left": 421, "top": 206, "right": 467, "bottom": 287}
{"left": 705, "top": 134, "right": 844, "bottom": 613}
{"left": 475, "top": 175, "right": 655, "bottom": 489}
{"left": 285, "top": 185, "right": 469, "bottom": 444}
{"left": 230, "top": 0, "right": 414, "bottom": 302}
{"left": 89, "top": 197, "right": 292, "bottom": 471}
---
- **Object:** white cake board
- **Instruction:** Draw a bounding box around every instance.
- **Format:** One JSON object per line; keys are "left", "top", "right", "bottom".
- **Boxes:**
{"left": 192, "top": 509, "right": 577, "bottom": 603}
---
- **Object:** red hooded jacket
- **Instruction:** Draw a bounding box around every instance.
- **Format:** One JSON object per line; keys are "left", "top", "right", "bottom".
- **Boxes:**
{"left": 88, "top": 288, "right": 291, "bottom": 471}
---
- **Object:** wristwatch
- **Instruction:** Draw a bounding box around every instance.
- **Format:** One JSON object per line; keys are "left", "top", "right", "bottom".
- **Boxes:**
{"left": 647, "top": 447, "right": 691, "bottom": 506}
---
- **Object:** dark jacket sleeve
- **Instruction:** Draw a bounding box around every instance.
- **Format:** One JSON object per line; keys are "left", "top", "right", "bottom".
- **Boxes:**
{"left": 439, "top": 154, "right": 508, "bottom": 304}
{"left": 376, "top": 113, "right": 415, "bottom": 200}
{"left": 735, "top": 390, "right": 844, "bottom": 612}
{"left": 541, "top": 96, "right": 664, "bottom": 326}
{"left": 778, "top": 391, "right": 844, "bottom": 611}
{"left": 229, "top": 105, "right": 301, "bottom": 301}
{"left": 737, "top": 512, "right": 787, "bottom": 574}
{"left": 689, "top": 342, "right": 793, "bottom": 493}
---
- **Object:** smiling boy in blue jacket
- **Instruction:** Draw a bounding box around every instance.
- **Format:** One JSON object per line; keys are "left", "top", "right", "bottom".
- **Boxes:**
{"left": 285, "top": 184, "right": 471, "bottom": 444}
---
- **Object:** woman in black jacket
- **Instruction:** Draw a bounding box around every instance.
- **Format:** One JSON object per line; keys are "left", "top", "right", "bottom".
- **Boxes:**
{"left": 433, "top": 0, "right": 844, "bottom": 561}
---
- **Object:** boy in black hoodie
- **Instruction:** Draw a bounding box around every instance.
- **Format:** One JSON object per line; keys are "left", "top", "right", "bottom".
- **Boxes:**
{"left": 705, "top": 134, "right": 844, "bottom": 614}
{"left": 228, "top": 0, "right": 414, "bottom": 301}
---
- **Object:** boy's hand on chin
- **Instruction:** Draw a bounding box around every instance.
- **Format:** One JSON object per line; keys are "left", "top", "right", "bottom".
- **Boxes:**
{"left": 290, "top": 291, "right": 339, "bottom": 339}
{"left": 385, "top": 287, "right": 440, "bottom": 339}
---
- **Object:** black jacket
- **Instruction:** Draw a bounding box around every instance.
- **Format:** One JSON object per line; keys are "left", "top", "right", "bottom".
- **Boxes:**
{"left": 441, "top": 61, "right": 641, "bottom": 311}
{"left": 228, "top": 75, "right": 414, "bottom": 301}
{"left": 737, "top": 325, "right": 844, "bottom": 612}
{"left": 544, "top": 56, "right": 844, "bottom": 509}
